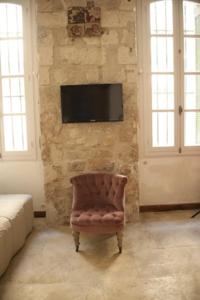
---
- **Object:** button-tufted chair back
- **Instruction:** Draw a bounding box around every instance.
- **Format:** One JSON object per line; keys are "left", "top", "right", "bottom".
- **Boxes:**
{"left": 70, "top": 173, "right": 127, "bottom": 211}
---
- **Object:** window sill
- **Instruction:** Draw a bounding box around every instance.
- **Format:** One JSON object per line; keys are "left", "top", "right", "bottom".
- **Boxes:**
{"left": 141, "top": 147, "right": 200, "bottom": 158}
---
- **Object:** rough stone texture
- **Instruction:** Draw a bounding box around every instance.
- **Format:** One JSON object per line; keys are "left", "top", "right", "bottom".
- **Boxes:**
{"left": 37, "top": 0, "right": 139, "bottom": 224}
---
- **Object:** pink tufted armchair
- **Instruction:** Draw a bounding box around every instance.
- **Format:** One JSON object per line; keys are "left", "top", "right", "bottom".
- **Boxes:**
{"left": 70, "top": 173, "right": 128, "bottom": 253}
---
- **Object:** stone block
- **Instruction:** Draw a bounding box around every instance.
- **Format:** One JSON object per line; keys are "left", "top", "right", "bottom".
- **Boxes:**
{"left": 82, "top": 0, "right": 128, "bottom": 10}
{"left": 101, "top": 11, "right": 119, "bottom": 28}
{"left": 101, "top": 30, "right": 119, "bottom": 45}
{"left": 39, "top": 86, "right": 60, "bottom": 113}
{"left": 119, "top": 12, "right": 135, "bottom": 27}
{"left": 44, "top": 164, "right": 62, "bottom": 184}
{"left": 37, "top": 12, "right": 66, "bottom": 28}
{"left": 119, "top": 125, "right": 136, "bottom": 143}
{"left": 53, "top": 28, "right": 86, "bottom": 47}
{"left": 38, "top": 0, "right": 63, "bottom": 12}
{"left": 67, "top": 161, "right": 86, "bottom": 172}
{"left": 126, "top": 71, "right": 136, "bottom": 83}
{"left": 39, "top": 66, "right": 50, "bottom": 85}
{"left": 83, "top": 37, "right": 101, "bottom": 46}
{"left": 102, "top": 11, "right": 134, "bottom": 28}
{"left": 51, "top": 65, "right": 99, "bottom": 84}
{"left": 103, "top": 46, "right": 118, "bottom": 66}
{"left": 126, "top": 65, "right": 135, "bottom": 71}
{"left": 102, "top": 66, "right": 126, "bottom": 82}
{"left": 118, "top": 164, "right": 133, "bottom": 176}
{"left": 88, "top": 159, "right": 115, "bottom": 172}
{"left": 118, "top": 46, "right": 135, "bottom": 64}
{"left": 40, "top": 111, "right": 61, "bottom": 137}
{"left": 39, "top": 45, "right": 53, "bottom": 66}
{"left": 120, "top": 1, "right": 136, "bottom": 11}
{"left": 38, "top": 27, "right": 54, "bottom": 47}
{"left": 50, "top": 144, "right": 64, "bottom": 163}
{"left": 101, "top": 0, "right": 121, "bottom": 10}
{"left": 38, "top": 0, "right": 53, "bottom": 12}
{"left": 63, "top": 0, "right": 86, "bottom": 6}
{"left": 121, "top": 29, "right": 135, "bottom": 47}
{"left": 55, "top": 46, "right": 106, "bottom": 65}
{"left": 125, "top": 200, "right": 139, "bottom": 222}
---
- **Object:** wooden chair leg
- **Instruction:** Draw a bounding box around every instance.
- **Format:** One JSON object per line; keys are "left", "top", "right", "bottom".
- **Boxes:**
{"left": 72, "top": 231, "right": 80, "bottom": 252}
{"left": 116, "top": 231, "right": 123, "bottom": 253}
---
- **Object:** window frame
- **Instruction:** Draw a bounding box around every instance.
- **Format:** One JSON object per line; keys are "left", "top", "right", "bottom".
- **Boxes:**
{"left": 0, "top": 0, "right": 38, "bottom": 161}
{"left": 138, "top": 0, "right": 200, "bottom": 157}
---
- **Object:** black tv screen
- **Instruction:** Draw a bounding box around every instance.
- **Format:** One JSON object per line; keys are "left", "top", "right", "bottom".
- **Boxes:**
{"left": 60, "top": 83, "right": 123, "bottom": 123}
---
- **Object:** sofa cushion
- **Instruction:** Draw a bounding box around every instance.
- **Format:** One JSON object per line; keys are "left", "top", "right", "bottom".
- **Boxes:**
{"left": 0, "top": 194, "right": 33, "bottom": 254}
{"left": 71, "top": 207, "right": 124, "bottom": 227}
{"left": 0, "top": 194, "right": 32, "bottom": 216}
{"left": 0, "top": 217, "right": 12, "bottom": 276}
{"left": 0, "top": 194, "right": 33, "bottom": 235}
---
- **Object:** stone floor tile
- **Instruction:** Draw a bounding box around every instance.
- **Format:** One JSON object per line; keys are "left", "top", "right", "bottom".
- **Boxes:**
{"left": 0, "top": 211, "right": 200, "bottom": 300}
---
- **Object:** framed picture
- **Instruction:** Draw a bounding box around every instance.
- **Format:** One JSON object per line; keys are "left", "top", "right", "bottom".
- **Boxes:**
{"left": 67, "top": 1, "right": 103, "bottom": 37}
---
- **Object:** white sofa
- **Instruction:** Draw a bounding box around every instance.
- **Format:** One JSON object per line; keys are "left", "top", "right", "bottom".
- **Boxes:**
{"left": 0, "top": 194, "right": 33, "bottom": 276}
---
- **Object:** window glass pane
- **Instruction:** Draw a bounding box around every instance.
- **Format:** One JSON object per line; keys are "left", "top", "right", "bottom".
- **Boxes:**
{"left": 185, "top": 112, "right": 200, "bottom": 146}
{"left": 0, "top": 39, "right": 24, "bottom": 76}
{"left": 184, "top": 37, "right": 200, "bottom": 72}
{"left": 2, "top": 78, "right": 26, "bottom": 113}
{"left": 0, "top": 4, "right": 23, "bottom": 38}
{"left": 2, "top": 78, "right": 11, "bottom": 113}
{"left": 152, "top": 74, "right": 174, "bottom": 109}
{"left": 185, "top": 75, "right": 200, "bottom": 109}
{"left": 151, "top": 37, "right": 173, "bottom": 72}
{"left": 183, "top": 1, "right": 200, "bottom": 35}
{"left": 3, "top": 115, "right": 27, "bottom": 151}
{"left": 2, "top": 78, "right": 25, "bottom": 97}
{"left": 150, "top": 0, "right": 173, "bottom": 34}
{"left": 3, "top": 116, "right": 13, "bottom": 151}
{"left": 2, "top": 97, "right": 11, "bottom": 114}
{"left": 152, "top": 112, "right": 174, "bottom": 147}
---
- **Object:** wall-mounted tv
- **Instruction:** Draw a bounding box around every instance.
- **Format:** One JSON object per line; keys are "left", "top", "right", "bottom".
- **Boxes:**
{"left": 60, "top": 83, "right": 123, "bottom": 123}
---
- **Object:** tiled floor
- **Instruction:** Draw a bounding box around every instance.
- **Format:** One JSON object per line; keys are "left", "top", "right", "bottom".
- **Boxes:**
{"left": 1, "top": 210, "right": 200, "bottom": 300}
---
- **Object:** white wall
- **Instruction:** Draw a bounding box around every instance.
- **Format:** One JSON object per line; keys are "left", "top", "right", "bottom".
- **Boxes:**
{"left": 0, "top": 160, "right": 45, "bottom": 211}
{"left": 140, "top": 156, "right": 200, "bottom": 205}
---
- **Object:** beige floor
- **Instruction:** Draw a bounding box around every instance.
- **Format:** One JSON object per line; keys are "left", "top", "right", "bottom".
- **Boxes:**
{"left": 0, "top": 210, "right": 200, "bottom": 300}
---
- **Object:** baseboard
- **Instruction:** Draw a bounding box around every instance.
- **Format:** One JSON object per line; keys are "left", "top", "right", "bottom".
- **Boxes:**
{"left": 34, "top": 211, "right": 46, "bottom": 218}
{"left": 140, "top": 203, "right": 200, "bottom": 212}
{"left": 33, "top": 205, "right": 200, "bottom": 217}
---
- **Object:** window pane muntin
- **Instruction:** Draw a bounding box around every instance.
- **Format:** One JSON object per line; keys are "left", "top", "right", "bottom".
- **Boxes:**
{"left": 151, "top": 37, "right": 174, "bottom": 73}
{"left": 183, "top": 1, "right": 200, "bottom": 35}
{"left": 152, "top": 112, "right": 174, "bottom": 147}
{"left": 150, "top": 0, "right": 173, "bottom": 35}
{"left": 184, "top": 112, "right": 200, "bottom": 146}
{"left": 0, "top": 3, "right": 23, "bottom": 38}
{"left": 152, "top": 74, "right": 174, "bottom": 110}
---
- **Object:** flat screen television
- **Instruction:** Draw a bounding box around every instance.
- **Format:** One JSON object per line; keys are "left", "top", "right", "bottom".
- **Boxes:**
{"left": 60, "top": 83, "right": 123, "bottom": 123}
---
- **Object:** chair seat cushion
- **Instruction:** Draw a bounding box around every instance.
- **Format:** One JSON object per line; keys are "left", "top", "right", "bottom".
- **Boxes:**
{"left": 71, "top": 205, "right": 124, "bottom": 227}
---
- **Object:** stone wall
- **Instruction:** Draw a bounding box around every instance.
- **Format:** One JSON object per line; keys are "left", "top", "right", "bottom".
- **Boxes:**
{"left": 37, "top": 0, "right": 139, "bottom": 224}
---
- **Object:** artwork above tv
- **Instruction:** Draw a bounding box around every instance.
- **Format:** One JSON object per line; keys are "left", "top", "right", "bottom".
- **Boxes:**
{"left": 60, "top": 83, "right": 123, "bottom": 123}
